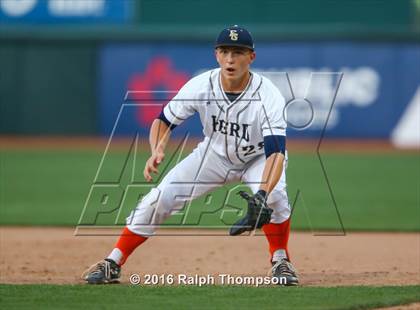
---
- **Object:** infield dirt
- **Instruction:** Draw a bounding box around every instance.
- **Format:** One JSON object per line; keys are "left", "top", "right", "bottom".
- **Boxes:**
{"left": 0, "top": 227, "right": 418, "bottom": 286}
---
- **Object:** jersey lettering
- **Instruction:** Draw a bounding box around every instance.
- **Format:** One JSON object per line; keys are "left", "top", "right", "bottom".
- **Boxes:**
{"left": 211, "top": 115, "right": 250, "bottom": 142}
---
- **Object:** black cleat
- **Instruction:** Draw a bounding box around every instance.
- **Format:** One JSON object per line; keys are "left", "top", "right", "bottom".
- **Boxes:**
{"left": 83, "top": 259, "right": 121, "bottom": 284}
{"left": 271, "top": 259, "right": 299, "bottom": 286}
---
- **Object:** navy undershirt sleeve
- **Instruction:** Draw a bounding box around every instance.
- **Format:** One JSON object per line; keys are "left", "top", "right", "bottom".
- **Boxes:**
{"left": 263, "top": 135, "right": 286, "bottom": 158}
{"left": 157, "top": 111, "right": 177, "bottom": 130}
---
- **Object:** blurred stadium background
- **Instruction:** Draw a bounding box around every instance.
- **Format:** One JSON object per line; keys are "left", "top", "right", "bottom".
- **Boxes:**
{"left": 0, "top": 0, "right": 419, "bottom": 232}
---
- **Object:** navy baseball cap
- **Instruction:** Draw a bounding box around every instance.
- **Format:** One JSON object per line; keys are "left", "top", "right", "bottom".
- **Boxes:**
{"left": 215, "top": 25, "right": 255, "bottom": 51}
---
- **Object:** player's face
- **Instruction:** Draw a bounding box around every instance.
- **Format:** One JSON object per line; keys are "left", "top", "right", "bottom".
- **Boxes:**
{"left": 215, "top": 47, "right": 256, "bottom": 82}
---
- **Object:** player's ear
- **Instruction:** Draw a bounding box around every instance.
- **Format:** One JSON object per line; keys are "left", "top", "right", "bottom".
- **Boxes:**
{"left": 249, "top": 51, "right": 256, "bottom": 63}
{"left": 215, "top": 49, "right": 222, "bottom": 64}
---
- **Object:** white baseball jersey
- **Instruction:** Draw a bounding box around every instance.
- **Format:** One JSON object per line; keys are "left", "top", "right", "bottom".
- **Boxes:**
{"left": 163, "top": 68, "right": 287, "bottom": 165}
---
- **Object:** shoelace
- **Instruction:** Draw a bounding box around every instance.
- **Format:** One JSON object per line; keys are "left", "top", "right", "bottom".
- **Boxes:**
{"left": 268, "top": 260, "right": 296, "bottom": 277}
{"left": 81, "top": 260, "right": 111, "bottom": 280}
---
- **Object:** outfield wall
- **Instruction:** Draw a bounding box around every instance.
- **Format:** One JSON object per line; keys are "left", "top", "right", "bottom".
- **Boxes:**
{"left": 1, "top": 41, "right": 418, "bottom": 146}
{"left": 0, "top": 42, "right": 97, "bottom": 135}
{"left": 1, "top": 0, "right": 419, "bottom": 145}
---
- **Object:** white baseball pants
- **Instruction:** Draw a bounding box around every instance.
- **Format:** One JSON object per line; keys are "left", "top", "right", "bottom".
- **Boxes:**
{"left": 126, "top": 141, "right": 291, "bottom": 236}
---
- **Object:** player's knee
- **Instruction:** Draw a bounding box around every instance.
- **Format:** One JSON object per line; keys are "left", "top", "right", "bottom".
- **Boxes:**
{"left": 266, "top": 188, "right": 288, "bottom": 204}
{"left": 269, "top": 207, "right": 291, "bottom": 223}
{"left": 126, "top": 188, "right": 166, "bottom": 236}
{"left": 267, "top": 190, "right": 291, "bottom": 223}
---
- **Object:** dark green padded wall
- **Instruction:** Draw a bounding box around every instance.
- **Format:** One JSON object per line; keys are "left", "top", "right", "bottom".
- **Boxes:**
{"left": 0, "top": 42, "right": 96, "bottom": 135}
{"left": 0, "top": 0, "right": 417, "bottom": 136}
{"left": 139, "top": 0, "right": 413, "bottom": 28}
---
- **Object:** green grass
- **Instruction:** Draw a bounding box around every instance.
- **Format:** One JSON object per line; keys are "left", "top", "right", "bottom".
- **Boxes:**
{"left": 0, "top": 285, "right": 419, "bottom": 310}
{"left": 1, "top": 149, "right": 419, "bottom": 231}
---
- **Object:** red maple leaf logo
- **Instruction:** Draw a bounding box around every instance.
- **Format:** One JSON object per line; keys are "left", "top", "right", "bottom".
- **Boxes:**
{"left": 128, "top": 57, "right": 189, "bottom": 127}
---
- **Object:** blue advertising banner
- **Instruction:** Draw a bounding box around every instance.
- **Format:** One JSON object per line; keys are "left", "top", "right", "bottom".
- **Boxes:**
{"left": 98, "top": 42, "right": 420, "bottom": 139}
{"left": 0, "top": 0, "right": 132, "bottom": 24}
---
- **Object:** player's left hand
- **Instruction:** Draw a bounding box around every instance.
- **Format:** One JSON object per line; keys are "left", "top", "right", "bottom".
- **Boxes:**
{"left": 229, "top": 191, "right": 273, "bottom": 236}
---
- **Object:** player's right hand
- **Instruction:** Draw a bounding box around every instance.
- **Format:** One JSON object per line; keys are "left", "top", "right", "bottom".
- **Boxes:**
{"left": 143, "top": 150, "right": 165, "bottom": 182}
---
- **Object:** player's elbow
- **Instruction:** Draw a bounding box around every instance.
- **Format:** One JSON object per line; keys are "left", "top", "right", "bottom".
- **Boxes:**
{"left": 156, "top": 111, "right": 177, "bottom": 131}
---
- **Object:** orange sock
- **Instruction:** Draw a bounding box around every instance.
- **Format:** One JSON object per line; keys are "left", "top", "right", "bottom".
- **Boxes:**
{"left": 110, "top": 227, "right": 148, "bottom": 266}
{"left": 262, "top": 218, "right": 291, "bottom": 261}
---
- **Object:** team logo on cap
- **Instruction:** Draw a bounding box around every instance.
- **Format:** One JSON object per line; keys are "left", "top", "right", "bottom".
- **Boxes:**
{"left": 229, "top": 30, "right": 238, "bottom": 41}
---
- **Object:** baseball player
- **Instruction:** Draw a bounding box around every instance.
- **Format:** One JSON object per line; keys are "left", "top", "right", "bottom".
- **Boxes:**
{"left": 83, "top": 25, "right": 298, "bottom": 286}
